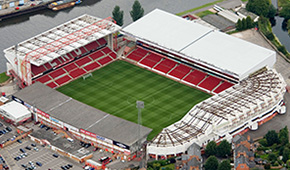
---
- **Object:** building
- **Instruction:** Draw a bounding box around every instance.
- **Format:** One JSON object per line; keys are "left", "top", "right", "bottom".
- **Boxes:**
{"left": 178, "top": 143, "right": 202, "bottom": 170}
{"left": 122, "top": 9, "right": 286, "bottom": 159}
{"left": 233, "top": 135, "right": 255, "bottom": 170}
{"left": 0, "top": 100, "right": 31, "bottom": 125}
{"left": 12, "top": 82, "right": 152, "bottom": 159}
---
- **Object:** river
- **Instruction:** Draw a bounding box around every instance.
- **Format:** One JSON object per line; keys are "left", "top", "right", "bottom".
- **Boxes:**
{"left": 271, "top": 0, "right": 290, "bottom": 52}
{"left": 0, "top": 0, "right": 216, "bottom": 73}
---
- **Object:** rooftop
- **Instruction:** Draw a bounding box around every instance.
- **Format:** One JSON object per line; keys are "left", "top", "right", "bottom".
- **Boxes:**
{"left": 13, "top": 82, "right": 152, "bottom": 146}
{"left": 123, "top": 9, "right": 275, "bottom": 80}
{"left": 4, "top": 14, "right": 121, "bottom": 66}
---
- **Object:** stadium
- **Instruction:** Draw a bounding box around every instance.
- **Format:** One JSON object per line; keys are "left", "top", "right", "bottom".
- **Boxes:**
{"left": 3, "top": 9, "right": 287, "bottom": 160}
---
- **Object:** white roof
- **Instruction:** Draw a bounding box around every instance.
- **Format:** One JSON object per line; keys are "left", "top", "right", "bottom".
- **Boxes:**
{"left": 123, "top": 9, "right": 276, "bottom": 80}
{"left": 4, "top": 14, "right": 121, "bottom": 66}
{"left": 0, "top": 101, "right": 31, "bottom": 120}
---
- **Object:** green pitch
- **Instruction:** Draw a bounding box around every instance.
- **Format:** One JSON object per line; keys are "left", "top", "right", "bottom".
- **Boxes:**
{"left": 57, "top": 60, "right": 211, "bottom": 140}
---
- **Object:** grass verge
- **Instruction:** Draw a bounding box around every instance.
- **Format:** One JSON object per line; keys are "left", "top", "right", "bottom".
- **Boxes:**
{"left": 176, "top": 0, "right": 224, "bottom": 16}
{"left": 0, "top": 72, "right": 10, "bottom": 83}
{"left": 57, "top": 60, "right": 211, "bottom": 140}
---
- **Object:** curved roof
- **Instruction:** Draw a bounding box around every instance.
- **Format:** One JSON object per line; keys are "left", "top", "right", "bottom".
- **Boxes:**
{"left": 122, "top": 9, "right": 276, "bottom": 80}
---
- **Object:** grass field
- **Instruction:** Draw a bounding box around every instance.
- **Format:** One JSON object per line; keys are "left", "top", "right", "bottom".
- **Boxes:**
{"left": 57, "top": 60, "right": 211, "bottom": 140}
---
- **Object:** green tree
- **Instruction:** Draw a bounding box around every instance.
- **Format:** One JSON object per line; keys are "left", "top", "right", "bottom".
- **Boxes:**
{"left": 241, "top": 18, "right": 247, "bottom": 30}
{"left": 236, "top": 19, "right": 242, "bottom": 31}
{"left": 130, "top": 0, "right": 144, "bottom": 21}
{"left": 265, "top": 130, "right": 279, "bottom": 146}
{"left": 279, "top": 126, "right": 289, "bottom": 145}
{"left": 204, "top": 156, "right": 219, "bottom": 170}
{"left": 283, "top": 147, "right": 290, "bottom": 163}
{"left": 268, "top": 153, "right": 277, "bottom": 163}
{"left": 218, "top": 159, "right": 231, "bottom": 170}
{"left": 216, "top": 140, "right": 231, "bottom": 158}
{"left": 280, "top": 4, "right": 290, "bottom": 20}
{"left": 245, "top": 16, "right": 254, "bottom": 29}
{"left": 267, "top": 4, "right": 276, "bottom": 18}
{"left": 246, "top": 0, "right": 271, "bottom": 17}
{"left": 112, "top": 5, "right": 124, "bottom": 26}
{"left": 205, "top": 141, "right": 217, "bottom": 157}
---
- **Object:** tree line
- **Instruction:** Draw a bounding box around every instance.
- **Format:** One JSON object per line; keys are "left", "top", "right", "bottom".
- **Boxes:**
{"left": 112, "top": 0, "right": 144, "bottom": 26}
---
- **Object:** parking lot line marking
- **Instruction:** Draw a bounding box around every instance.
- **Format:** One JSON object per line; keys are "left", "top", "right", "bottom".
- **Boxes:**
{"left": 3, "top": 148, "right": 21, "bottom": 170}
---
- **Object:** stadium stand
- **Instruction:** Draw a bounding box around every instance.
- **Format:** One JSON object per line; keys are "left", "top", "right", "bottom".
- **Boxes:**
{"left": 153, "top": 58, "right": 176, "bottom": 74}
{"left": 148, "top": 68, "right": 286, "bottom": 158}
{"left": 213, "top": 81, "right": 234, "bottom": 93}
{"left": 168, "top": 64, "right": 192, "bottom": 79}
{"left": 198, "top": 75, "right": 222, "bottom": 91}
{"left": 182, "top": 70, "right": 207, "bottom": 86}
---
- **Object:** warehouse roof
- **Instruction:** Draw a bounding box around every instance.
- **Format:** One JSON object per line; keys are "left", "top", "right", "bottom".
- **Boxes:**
{"left": 13, "top": 82, "right": 152, "bottom": 146}
{"left": 0, "top": 101, "right": 31, "bottom": 120}
{"left": 122, "top": 9, "right": 276, "bottom": 80}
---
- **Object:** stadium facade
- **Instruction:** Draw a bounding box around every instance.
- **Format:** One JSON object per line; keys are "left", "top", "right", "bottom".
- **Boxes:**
{"left": 3, "top": 9, "right": 287, "bottom": 160}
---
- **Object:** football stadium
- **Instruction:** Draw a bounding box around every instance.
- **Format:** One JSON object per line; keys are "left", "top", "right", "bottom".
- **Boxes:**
{"left": 4, "top": 9, "right": 287, "bottom": 160}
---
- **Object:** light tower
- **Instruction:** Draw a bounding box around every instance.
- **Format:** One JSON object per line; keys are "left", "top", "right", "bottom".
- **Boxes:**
{"left": 136, "top": 100, "right": 144, "bottom": 155}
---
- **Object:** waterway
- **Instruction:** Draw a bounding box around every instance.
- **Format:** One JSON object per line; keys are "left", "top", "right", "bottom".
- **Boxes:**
{"left": 271, "top": 0, "right": 290, "bottom": 52}
{"left": 0, "top": 0, "right": 216, "bottom": 73}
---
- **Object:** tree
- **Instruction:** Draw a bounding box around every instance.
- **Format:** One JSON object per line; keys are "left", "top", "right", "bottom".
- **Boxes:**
{"left": 246, "top": 0, "right": 271, "bottom": 17}
{"left": 283, "top": 147, "right": 290, "bottom": 163}
{"left": 112, "top": 5, "right": 124, "bottom": 26}
{"left": 204, "top": 156, "right": 219, "bottom": 170}
{"left": 218, "top": 159, "right": 231, "bottom": 170}
{"left": 268, "top": 153, "right": 277, "bottom": 163}
{"left": 241, "top": 18, "right": 247, "bottom": 30}
{"left": 279, "top": 126, "right": 289, "bottom": 145}
{"left": 236, "top": 19, "right": 242, "bottom": 31}
{"left": 216, "top": 140, "right": 231, "bottom": 158}
{"left": 245, "top": 16, "right": 254, "bottom": 29}
{"left": 265, "top": 130, "right": 279, "bottom": 146}
{"left": 280, "top": 4, "right": 290, "bottom": 20}
{"left": 130, "top": 0, "right": 144, "bottom": 21}
{"left": 267, "top": 4, "right": 276, "bottom": 18}
{"left": 205, "top": 141, "right": 217, "bottom": 157}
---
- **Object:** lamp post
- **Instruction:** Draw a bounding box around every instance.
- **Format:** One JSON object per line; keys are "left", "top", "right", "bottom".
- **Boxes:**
{"left": 136, "top": 101, "right": 144, "bottom": 157}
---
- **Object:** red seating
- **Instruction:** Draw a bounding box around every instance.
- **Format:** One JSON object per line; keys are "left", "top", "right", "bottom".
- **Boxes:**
{"left": 127, "top": 53, "right": 144, "bottom": 62}
{"left": 84, "top": 62, "right": 100, "bottom": 72}
{"left": 68, "top": 51, "right": 78, "bottom": 58}
{"left": 139, "top": 58, "right": 158, "bottom": 68}
{"left": 44, "top": 63, "right": 53, "bottom": 70}
{"left": 55, "top": 75, "right": 72, "bottom": 86}
{"left": 75, "top": 56, "right": 92, "bottom": 67}
{"left": 49, "top": 68, "right": 66, "bottom": 79}
{"left": 109, "top": 52, "right": 117, "bottom": 59}
{"left": 35, "top": 75, "right": 51, "bottom": 84}
{"left": 84, "top": 41, "right": 99, "bottom": 51}
{"left": 79, "top": 47, "right": 88, "bottom": 54}
{"left": 153, "top": 59, "right": 176, "bottom": 73}
{"left": 102, "top": 47, "right": 112, "bottom": 54}
{"left": 183, "top": 70, "right": 207, "bottom": 85}
{"left": 98, "top": 56, "right": 113, "bottom": 65}
{"left": 145, "top": 53, "right": 162, "bottom": 63}
{"left": 69, "top": 68, "right": 87, "bottom": 79}
{"left": 213, "top": 81, "right": 234, "bottom": 93}
{"left": 90, "top": 51, "right": 104, "bottom": 60}
{"left": 198, "top": 76, "right": 221, "bottom": 91}
{"left": 46, "top": 82, "right": 58, "bottom": 89}
{"left": 135, "top": 48, "right": 148, "bottom": 56}
{"left": 63, "top": 63, "right": 78, "bottom": 72}
{"left": 31, "top": 65, "right": 47, "bottom": 76}
{"left": 169, "top": 64, "right": 192, "bottom": 79}
{"left": 97, "top": 38, "right": 107, "bottom": 46}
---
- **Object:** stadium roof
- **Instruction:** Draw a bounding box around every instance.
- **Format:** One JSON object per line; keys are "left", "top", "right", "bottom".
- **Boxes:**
{"left": 4, "top": 14, "right": 121, "bottom": 67}
{"left": 0, "top": 101, "right": 31, "bottom": 120}
{"left": 13, "top": 82, "right": 152, "bottom": 146}
{"left": 122, "top": 9, "right": 276, "bottom": 80}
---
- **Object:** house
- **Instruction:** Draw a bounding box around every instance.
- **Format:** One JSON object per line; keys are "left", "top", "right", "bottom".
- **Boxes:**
{"left": 177, "top": 143, "right": 202, "bottom": 170}
{"left": 233, "top": 135, "right": 255, "bottom": 170}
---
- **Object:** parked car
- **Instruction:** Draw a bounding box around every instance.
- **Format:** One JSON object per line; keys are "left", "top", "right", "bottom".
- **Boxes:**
{"left": 21, "top": 164, "right": 27, "bottom": 168}
{"left": 31, "top": 143, "right": 36, "bottom": 147}
{"left": 20, "top": 148, "right": 25, "bottom": 153}
{"left": 0, "top": 123, "right": 3, "bottom": 127}
{"left": 34, "top": 147, "right": 38, "bottom": 152}
{"left": 5, "top": 127, "right": 12, "bottom": 132}
{"left": 67, "top": 164, "right": 73, "bottom": 168}
{"left": 25, "top": 146, "right": 31, "bottom": 150}
{"left": 17, "top": 139, "right": 22, "bottom": 143}
{"left": 53, "top": 153, "right": 59, "bottom": 158}
{"left": 36, "top": 162, "right": 42, "bottom": 166}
